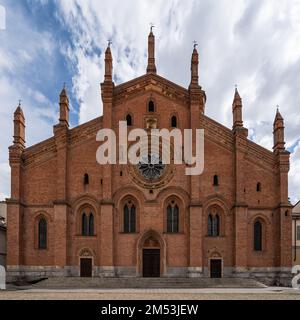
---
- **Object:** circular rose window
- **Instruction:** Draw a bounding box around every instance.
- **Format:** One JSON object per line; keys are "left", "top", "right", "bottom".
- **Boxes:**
{"left": 127, "top": 139, "right": 175, "bottom": 189}
{"left": 137, "top": 154, "right": 166, "bottom": 180}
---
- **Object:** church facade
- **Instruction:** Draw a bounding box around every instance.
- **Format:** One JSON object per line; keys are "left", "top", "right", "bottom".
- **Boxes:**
{"left": 7, "top": 30, "right": 292, "bottom": 285}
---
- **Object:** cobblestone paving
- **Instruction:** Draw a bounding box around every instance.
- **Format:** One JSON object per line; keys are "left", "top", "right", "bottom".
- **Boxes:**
{"left": 1, "top": 288, "right": 300, "bottom": 300}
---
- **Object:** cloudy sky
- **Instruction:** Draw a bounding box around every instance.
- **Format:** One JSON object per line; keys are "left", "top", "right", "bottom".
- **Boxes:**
{"left": 0, "top": 0, "right": 299, "bottom": 203}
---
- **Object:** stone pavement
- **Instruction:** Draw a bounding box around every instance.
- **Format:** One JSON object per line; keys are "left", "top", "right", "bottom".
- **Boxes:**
{"left": 1, "top": 287, "right": 300, "bottom": 300}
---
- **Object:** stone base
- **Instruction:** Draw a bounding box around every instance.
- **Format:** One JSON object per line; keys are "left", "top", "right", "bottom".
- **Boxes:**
{"left": 187, "top": 267, "right": 203, "bottom": 278}
{"left": 6, "top": 265, "right": 293, "bottom": 287}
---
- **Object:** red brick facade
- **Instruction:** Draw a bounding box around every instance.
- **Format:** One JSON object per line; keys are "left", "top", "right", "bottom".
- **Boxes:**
{"left": 6, "top": 31, "right": 292, "bottom": 284}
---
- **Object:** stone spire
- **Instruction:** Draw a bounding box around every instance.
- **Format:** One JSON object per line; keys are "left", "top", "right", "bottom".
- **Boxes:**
{"left": 59, "top": 84, "right": 69, "bottom": 127}
{"left": 190, "top": 42, "right": 199, "bottom": 87}
{"left": 232, "top": 87, "right": 243, "bottom": 129}
{"left": 104, "top": 41, "right": 113, "bottom": 82}
{"left": 146, "top": 26, "right": 157, "bottom": 74}
{"left": 13, "top": 101, "right": 25, "bottom": 148}
{"left": 273, "top": 107, "right": 285, "bottom": 152}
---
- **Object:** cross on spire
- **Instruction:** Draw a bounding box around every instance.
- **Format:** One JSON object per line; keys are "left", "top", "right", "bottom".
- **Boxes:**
{"left": 147, "top": 24, "right": 157, "bottom": 74}
{"left": 150, "top": 23, "right": 154, "bottom": 32}
{"left": 108, "top": 40, "right": 112, "bottom": 47}
{"left": 193, "top": 40, "right": 198, "bottom": 49}
{"left": 18, "top": 99, "right": 22, "bottom": 106}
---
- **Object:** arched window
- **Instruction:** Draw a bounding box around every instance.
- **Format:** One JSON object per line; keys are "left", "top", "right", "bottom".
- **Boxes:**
{"left": 124, "top": 202, "right": 136, "bottom": 233}
{"left": 89, "top": 213, "right": 94, "bottom": 236}
{"left": 84, "top": 173, "right": 89, "bottom": 185}
{"left": 126, "top": 114, "right": 132, "bottom": 126}
{"left": 213, "top": 214, "right": 220, "bottom": 237}
{"left": 254, "top": 220, "right": 263, "bottom": 251}
{"left": 38, "top": 218, "right": 47, "bottom": 250}
{"left": 208, "top": 212, "right": 220, "bottom": 237}
{"left": 256, "top": 182, "right": 261, "bottom": 192}
{"left": 213, "top": 175, "right": 219, "bottom": 186}
{"left": 148, "top": 100, "right": 155, "bottom": 112}
{"left": 208, "top": 214, "right": 213, "bottom": 236}
{"left": 167, "top": 203, "right": 179, "bottom": 233}
{"left": 82, "top": 213, "right": 88, "bottom": 236}
{"left": 171, "top": 115, "right": 177, "bottom": 128}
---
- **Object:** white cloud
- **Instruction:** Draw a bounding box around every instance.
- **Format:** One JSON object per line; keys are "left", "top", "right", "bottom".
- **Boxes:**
{"left": 1, "top": 0, "right": 299, "bottom": 204}
{"left": 0, "top": 3, "right": 57, "bottom": 200}
{"left": 52, "top": 0, "right": 300, "bottom": 203}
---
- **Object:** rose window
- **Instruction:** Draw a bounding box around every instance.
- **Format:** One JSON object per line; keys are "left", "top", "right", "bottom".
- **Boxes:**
{"left": 137, "top": 154, "right": 165, "bottom": 180}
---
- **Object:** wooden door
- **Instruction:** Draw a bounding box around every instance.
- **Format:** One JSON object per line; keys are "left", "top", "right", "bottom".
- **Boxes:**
{"left": 80, "top": 258, "right": 92, "bottom": 277}
{"left": 143, "top": 249, "right": 160, "bottom": 277}
{"left": 210, "top": 259, "right": 222, "bottom": 278}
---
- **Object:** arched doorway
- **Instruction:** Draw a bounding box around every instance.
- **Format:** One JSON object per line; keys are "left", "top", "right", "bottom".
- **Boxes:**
{"left": 209, "top": 252, "right": 223, "bottom": 278}
{"left": 137, "top": 229, "right": 166, "bottom": 277}
{"left": 79, "top": 248, "right": 94, "bottom": 278}
{"left": 143, "top": 237, "right": 160, "bottom": 277}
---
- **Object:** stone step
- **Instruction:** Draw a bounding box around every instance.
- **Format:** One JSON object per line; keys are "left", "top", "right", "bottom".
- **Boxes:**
{"left": 32, "top": 277, "right": 267, "bottom": 289}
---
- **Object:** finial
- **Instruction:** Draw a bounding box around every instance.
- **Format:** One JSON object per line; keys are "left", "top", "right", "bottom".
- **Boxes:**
{"left": 276, "top": 104, "right": 280, "bottom": 112}
{"left": 193, "top": 40, "right": 198, "bottom": 49}
{"left": 63, "top": 82, "right": 66, "bottom": 89}
{"left": 235, "top": 84, "right": 238, "bottom": 90}
{"left": 18, "top": 99, "right": 22, "bottom": 107}
{"left": 150, "top": 23, "right": 154, "bottom": 33}
{"left": 108, "top": 40, "right": 112, "bottom": 47}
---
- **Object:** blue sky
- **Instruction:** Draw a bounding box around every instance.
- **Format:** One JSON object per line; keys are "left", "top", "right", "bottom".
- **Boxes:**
{"left": 0, "top": 0, "right": 300, "bottom": 203}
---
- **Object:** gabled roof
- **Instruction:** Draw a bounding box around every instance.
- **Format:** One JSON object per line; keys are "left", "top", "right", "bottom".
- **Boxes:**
{"left": 113, "top": 73, "right": 192, "bottom": 106}
{"left": 293, "top": 200, "right": 300, "bottom": 213}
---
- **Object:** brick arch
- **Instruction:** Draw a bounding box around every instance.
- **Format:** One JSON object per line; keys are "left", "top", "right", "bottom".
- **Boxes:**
{"left": 113, "top": 186, "right": 146, "bottom": 209}
{"left": 71, "top": 195, "right": 99, "bottom": 236}
{"left": 136, "top": 229, "right": 167, "bottom": 277}
{"left": 33, "top": 210, "right": 52, "bottom": 222}
{"left": 202, "top": 195, "right": 231, "bottom": 215}
{"left": 78, "top": 247, "right": 95, "bottom": 257}
{"left": 156, "top": 186, "right": 190, "bottom": 208}
{"left": 71, "top": 195, "right": 99, "bottom": 215}
{"left": 248, "top": 214, "right": 271, "bottom": 226}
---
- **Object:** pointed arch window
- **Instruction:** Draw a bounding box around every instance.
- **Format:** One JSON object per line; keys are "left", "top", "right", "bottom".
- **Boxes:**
{"left": 148, "top": 100, "right": 155, "bottom": 112}
{"left": 84, "top": 173, "right": 89, "bottom": 185}
{"left": 208, "top": 214, "right": 213, "bottom": 236}
{"left": 126, "top": 114, "right": 132, "bottom": 126}
{"left": 89, "top": 213, "right": 94, "bottom": 236}
{"left": 213, "top": 175, "right": 219, "bottom": 186}
{"left": 82, "top": 213, "right": 88, "bottom": 236}
{"left": 38, "top": 218, "right": 47, "bottom": 250}
{"left": 124, "top": 201, "right": 136, "bottom": 233}
{"left": 256, "top": 182, "right": 262, "bottom": 192}
{"left": 208, "top": 211, "right": 220, "bottom": 237}
{"left": 82, "top": 211, "right": 94, "bottom": 236}
{"left": 254, "top": 220, "right": 263, "bottom": 251}
{"left": 167, "top": 203, "right": 179, "bottom": 233}
{"left": 213, "top": 215, "right": 220, "bottom": 236}
{"left": 171, "top": 115, "right": 177, "bottom": 128}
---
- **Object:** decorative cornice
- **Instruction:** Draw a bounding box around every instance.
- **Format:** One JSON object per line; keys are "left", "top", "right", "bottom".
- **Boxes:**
{"left": 69, "top": 116, "right": 103, "bottom": 146}
{"left": 200, "top": 114, "right": 276, "bottom": 170}
{"left": 114, "top": 73, "right": 190, "bottom": 106}
{"left": 21, "top": 116, "right": 103, "bottom": 168}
